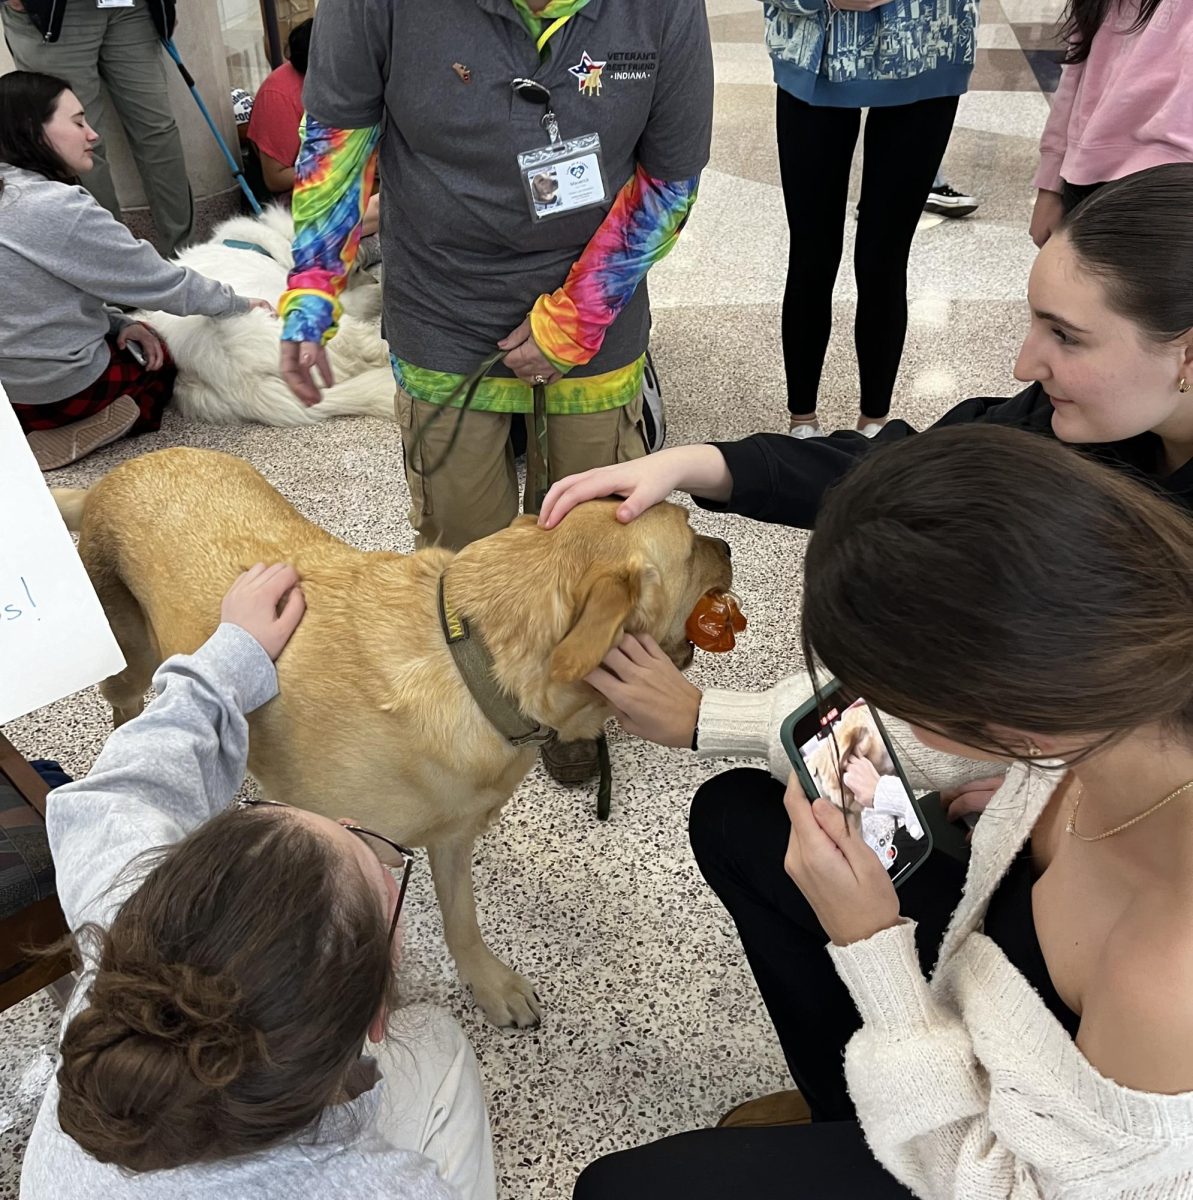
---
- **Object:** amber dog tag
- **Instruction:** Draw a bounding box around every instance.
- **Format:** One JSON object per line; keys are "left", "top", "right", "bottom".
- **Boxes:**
{"left": 685, "top": 590, "right": 747, "bottom": 653}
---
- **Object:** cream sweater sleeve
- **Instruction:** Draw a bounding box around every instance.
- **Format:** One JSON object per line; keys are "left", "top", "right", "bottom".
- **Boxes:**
{"left": 696, "top": 674, "right": 999, "bottom": 792}
{"left": 828, "top": 923, "right": 1033, "bottom": 1200}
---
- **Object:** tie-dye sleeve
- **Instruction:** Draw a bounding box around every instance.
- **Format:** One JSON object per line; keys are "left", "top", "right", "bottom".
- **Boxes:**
{"left": 528, "top": 166, "right": 699, "bottom": 371}
{"left": 279, "top": 117, "right": 381, "bottom": 345}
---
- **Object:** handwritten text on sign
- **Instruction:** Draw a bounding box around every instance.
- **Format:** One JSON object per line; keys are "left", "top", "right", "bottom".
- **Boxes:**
{"left": 0, "top": 385, "right": 125, "bottom": 724}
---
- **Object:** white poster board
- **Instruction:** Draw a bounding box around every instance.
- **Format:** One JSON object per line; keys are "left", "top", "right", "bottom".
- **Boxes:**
{"left": 0, "top": 385, "right": 125, "bottom": 724}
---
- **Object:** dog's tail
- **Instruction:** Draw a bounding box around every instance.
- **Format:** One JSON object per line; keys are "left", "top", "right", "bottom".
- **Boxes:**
{"left": 53, "top": 488, "right": 89, "bottom": 533}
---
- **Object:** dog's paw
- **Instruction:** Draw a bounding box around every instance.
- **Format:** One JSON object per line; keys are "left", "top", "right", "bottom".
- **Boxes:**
{"left": 464, "top": 960, "right": 542, "bottom": 1029}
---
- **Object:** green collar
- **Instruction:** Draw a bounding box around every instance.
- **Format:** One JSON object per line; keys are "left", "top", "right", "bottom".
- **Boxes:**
{"left": 438, "top": 572, "right": 555, "bottom": 748}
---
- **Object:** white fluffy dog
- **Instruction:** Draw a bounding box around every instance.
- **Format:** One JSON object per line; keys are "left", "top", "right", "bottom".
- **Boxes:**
{"left": 138, "top": 206, "right": 395, "bottom": 426}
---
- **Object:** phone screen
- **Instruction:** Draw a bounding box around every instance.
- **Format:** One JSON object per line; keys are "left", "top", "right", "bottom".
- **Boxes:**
{"left": 780, "top": 682, "right": 933, "bottom": 888}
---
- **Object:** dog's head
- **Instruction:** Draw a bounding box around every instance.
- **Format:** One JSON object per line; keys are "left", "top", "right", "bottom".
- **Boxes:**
{"left": 453, "top": 500, "right": 733, "bottom": 731}
{"left": 540, "top": 500, "right": 733, "bottom": 683}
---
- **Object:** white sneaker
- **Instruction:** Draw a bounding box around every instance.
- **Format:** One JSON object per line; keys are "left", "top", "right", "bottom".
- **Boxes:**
{"left": 787, "top": 421, "right": 824, "bottom": 439}
{"left": 924, "top": 182, "right": 979, "bottom": 218}
{"left": 859, "top": 422, "right": 885, "bottom": 438}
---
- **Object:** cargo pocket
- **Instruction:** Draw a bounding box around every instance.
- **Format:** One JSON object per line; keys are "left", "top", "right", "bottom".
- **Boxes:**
{"left": 396, "top": 386, "right": 434, "bottom": 518}
{"left": 615, "top": 392, "right": 649, "bottom": 464}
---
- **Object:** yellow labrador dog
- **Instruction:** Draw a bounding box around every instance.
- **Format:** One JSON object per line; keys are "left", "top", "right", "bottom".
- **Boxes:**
{"left": 55, "top": 448, "right": 732, "bottom": 1027}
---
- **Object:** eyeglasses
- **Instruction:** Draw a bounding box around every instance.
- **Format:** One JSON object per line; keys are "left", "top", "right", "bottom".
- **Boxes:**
{"left": 237, "top": 798, "right": 414, "bottom": 945}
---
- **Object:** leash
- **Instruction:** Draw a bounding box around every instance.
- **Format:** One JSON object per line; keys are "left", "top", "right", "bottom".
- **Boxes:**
{"left": 162, "top": 39, "right": 262, "bottom": 217}
{"left": 408, "top": 350, "right": 552, "bottom": 513}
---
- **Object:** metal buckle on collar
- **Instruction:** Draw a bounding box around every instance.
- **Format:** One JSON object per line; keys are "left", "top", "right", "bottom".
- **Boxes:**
{"left": 509, "top": 726, "right": 556, "bottom": 749}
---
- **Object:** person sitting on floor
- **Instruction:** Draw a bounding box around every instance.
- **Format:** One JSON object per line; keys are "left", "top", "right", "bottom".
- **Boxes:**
{"left": 0, "top": 71, "right": 271, "bottom": 470}
{"left": 576, "top": 426, "right": 1193, "bottom": 1198}
{"left": 20, "top": 564, "right": 496, "bottom": 1200}
{"left": 246, "top": 19, "right": 313, "bottom": 200}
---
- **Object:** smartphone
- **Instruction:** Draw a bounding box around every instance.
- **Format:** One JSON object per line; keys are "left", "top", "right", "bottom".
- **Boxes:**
{"left": 125, "top": 340, "right": 147, "bottom": 367}
{"left": 779, "top": 681, "right": 942, "bottom": 889}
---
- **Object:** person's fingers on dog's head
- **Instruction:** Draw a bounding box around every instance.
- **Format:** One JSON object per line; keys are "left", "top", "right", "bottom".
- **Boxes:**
{"left": 597, "top": 644, "right": 633, "bottom": 678}
{"left": 583, "top": 665, "right": 626, "bottom": 706}
{"left": 636, "top": 632, "right": 667, "bottom": 660}
{"left": 617, "top": 633, "right": 654, "bottom": 666}
{"left": 547, "top": 480, "right": 597, "bottom": 526}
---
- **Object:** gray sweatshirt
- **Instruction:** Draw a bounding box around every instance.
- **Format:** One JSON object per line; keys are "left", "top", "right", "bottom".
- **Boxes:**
{"left": 19, "top": 626, "right": 461, "bottom": 1200}
{"left": 0, "top": 166, "right": 250, "bottom": 405}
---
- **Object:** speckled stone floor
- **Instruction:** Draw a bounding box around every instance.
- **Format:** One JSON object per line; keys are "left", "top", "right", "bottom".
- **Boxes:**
{"left": 0, "top": 1, "right": 1063, "bottom": 1195}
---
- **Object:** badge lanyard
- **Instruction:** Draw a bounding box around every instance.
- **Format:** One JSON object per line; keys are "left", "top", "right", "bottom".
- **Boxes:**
{"left": 512, "top": 11, "right": 609, "bottom": 223}
{"left": 530, "top": 12, "right": 573, "bottom": 146}
{"left": 536, "top": 13, "right": 573, "bottom": 55}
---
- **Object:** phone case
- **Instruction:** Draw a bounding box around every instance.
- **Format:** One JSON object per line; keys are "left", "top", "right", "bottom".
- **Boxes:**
{"left": 779, "top": 686, "right": 938, "bottom": 890}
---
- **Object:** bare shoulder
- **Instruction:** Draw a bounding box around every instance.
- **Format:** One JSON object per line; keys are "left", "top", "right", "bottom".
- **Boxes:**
{"left": 1078, "top": 898, "right": 1193, "bottom": 1095}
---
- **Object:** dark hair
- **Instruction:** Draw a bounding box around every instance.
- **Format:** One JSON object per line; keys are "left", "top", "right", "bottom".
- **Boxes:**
{"left": 288, "top": 19, "right": 314, "bottom": 75}
{"left": 801, "top": 425, "right": 1193, "bottom": 764}
{"left": 1059, "top": 163, "right": 1193, "bottom": 344}
{"left": 1059, "top": 0, "right": 1163, "bottom": 63}
{"left": 0, "top": 71, "right": 78, "bottom": 198}
{"left": 56, "top": 806, "right": 397, "bottom": 1172}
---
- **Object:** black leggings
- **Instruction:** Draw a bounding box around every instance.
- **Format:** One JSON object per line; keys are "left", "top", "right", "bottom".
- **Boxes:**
{"left": 573, "top": 769, "right": 968, "bottom": 1200}
{"left": 575, "top": 1121, "right": 915, "bottom": 1200}
{"left": 777, "top": 91, "right": 960, "bottom": 419}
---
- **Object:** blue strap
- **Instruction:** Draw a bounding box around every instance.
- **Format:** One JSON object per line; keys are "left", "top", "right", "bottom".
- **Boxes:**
{"left": 222, "top": 239, "right": 272, "bottom": 258}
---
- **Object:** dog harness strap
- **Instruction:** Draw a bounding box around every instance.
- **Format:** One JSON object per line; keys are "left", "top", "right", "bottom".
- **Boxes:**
{"left": 437, "top": 573, "right": 556, "bottom": 748}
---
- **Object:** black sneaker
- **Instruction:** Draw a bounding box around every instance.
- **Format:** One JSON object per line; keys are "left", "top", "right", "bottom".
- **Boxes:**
{"left": 924, "top": 183, "right": 979, "bottom": 218}
{"left": 641, "top": 348, "right": 666, "bottom": 453}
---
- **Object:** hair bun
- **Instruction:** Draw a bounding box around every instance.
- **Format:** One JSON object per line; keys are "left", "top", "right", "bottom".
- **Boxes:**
{"left": 90, "top": 960, "right": 262, "bottom": 1087}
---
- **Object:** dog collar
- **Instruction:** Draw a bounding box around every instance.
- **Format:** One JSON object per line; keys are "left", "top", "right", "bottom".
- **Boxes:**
{"left": 222, "top": 238, "right": 275, "bottom": 260}
{"left": 437, "top": 572, "right": 555, "bottom": 749}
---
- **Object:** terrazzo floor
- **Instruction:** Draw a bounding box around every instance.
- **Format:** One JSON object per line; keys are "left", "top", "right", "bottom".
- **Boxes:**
{"left": 0, "top": 0, "right": 1063, "bottom": 1195}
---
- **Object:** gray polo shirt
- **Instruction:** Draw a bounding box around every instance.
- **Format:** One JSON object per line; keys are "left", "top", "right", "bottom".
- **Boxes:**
{"left": 303, "top": 0, "right": 713, "bottom": 378}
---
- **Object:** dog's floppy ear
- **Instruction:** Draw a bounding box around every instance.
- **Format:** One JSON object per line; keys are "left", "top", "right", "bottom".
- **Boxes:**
{"left": 549, "top": 560, "right": 656, "bottom": 683}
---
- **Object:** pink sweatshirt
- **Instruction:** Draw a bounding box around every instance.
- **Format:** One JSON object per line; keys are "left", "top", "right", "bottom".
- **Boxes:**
{"left": 1034, "top": 0, "right": 1193, "bottom": 193}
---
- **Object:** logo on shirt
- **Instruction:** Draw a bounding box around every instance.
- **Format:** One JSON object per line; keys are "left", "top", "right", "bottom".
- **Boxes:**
{"left": 568, "top": 51, "right": 606, "bottom": 96}
{"left": 605, "top": 50, "right": 658, "bottom": 82}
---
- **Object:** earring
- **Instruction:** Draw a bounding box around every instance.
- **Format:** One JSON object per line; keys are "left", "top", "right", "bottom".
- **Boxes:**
{"left": 1026, "top": 741, "right": 1042, "bottom": 758}
{"left": 1180, "top": 378, "right": 1189, "bottom": 394}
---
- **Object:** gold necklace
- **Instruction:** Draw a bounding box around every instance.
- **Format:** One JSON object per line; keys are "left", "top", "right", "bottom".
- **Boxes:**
{"left": 1066, "top": 777, "right": 1193, "bottom": 841}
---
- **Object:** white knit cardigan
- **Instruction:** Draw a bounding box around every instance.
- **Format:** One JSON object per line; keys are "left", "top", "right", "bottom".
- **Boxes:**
{"left": 697, "top": 677, "right": 1193, "bottom": 1198}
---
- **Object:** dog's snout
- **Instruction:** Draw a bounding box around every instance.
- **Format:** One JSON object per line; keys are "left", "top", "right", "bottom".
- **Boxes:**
{"left": 716, "top": 537, "right": 732, "bottom": 560}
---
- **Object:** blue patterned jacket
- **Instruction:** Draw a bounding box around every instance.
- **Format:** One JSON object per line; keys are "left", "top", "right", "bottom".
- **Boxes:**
{"left": 762, "top": 0, "right": 978, "bottom": 107}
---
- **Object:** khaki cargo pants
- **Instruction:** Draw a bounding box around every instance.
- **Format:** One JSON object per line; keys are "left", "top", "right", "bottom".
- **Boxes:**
{"left": 396, "top": 388, "right": 648, "bottom": 551}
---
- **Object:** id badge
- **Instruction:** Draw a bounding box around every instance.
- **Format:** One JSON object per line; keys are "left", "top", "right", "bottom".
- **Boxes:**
{"left": 517, "top": 133, "right": 608, "bottom": 222}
